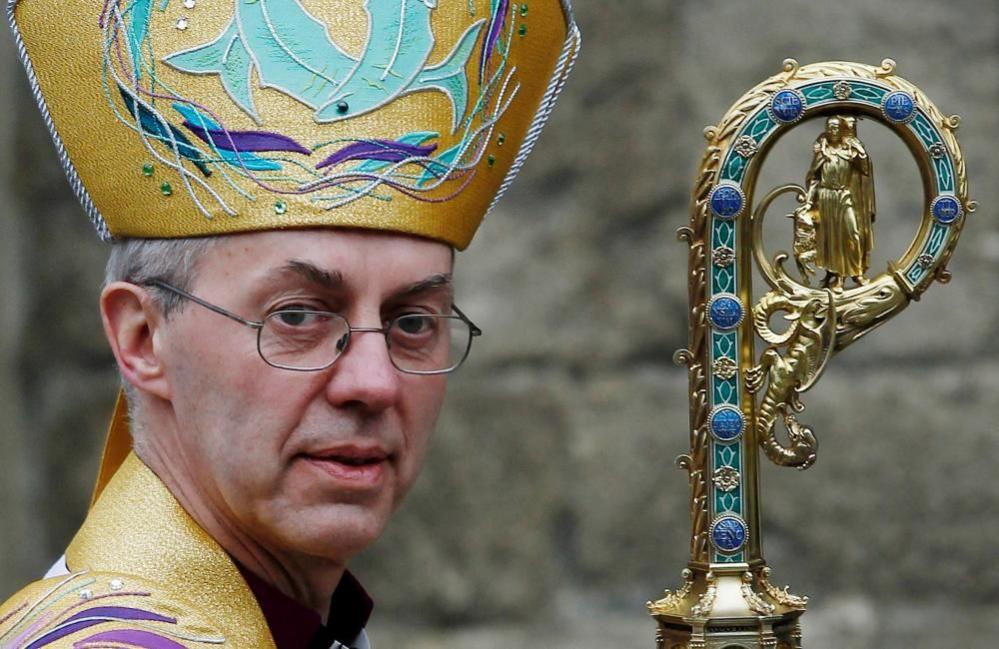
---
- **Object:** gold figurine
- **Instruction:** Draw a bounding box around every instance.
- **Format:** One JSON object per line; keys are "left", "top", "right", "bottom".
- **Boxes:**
{"left": 651, "top": 59, "right": 972, "bottom": 649}
{"left": 795, "top": 115, "right": 876, "bottom": 290}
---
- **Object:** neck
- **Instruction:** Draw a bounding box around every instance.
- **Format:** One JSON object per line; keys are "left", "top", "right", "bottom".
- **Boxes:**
{"left": 135, "top": 413, "right": 345, "bottom": 622}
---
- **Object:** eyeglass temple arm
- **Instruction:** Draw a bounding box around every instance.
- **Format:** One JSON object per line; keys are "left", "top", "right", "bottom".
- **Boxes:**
{"left": 451, "top": 304, "right": 482, "bottom": 337}
{"left": 144, "top": 280, "right": 264, "bottom": 329}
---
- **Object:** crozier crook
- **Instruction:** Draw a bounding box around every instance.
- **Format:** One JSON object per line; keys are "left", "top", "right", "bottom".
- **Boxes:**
{"left": 649, "top": 58, "right": 973, "bottom": 649}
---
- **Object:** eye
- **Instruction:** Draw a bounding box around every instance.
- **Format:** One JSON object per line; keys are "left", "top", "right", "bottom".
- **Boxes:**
{"left": 396, "top": 314, "right": 433, "bottom": 335}
{"left": 269, "top": 306, "right": 327, "bottom": 329}
{"left": 276, "top": 311, "right": 308, "bottom": 326}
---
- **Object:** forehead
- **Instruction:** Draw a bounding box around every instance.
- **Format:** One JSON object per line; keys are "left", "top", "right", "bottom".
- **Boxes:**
{"left": 193, "top": 228, "right": 453, "bottom": 294}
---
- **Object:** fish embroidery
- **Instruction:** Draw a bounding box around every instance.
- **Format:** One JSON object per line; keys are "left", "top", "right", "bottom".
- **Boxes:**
{"left": 163, "top": 0, "right": 485, "bottom": 133}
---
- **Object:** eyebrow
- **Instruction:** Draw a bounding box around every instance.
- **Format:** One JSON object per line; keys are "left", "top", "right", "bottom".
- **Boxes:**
{"left": 393, "top": 273, "right": 454, "bottom": 301}
{"left": 267, "top": 262, "right": 452, "bottom": 300}
{"left": 268, "top": 260, "right": 344, "bottom": 289}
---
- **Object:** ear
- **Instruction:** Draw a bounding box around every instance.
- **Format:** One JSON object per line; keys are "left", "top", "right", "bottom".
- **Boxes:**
{"left": 100, "top": 282, "right": 172, "bottom": 401}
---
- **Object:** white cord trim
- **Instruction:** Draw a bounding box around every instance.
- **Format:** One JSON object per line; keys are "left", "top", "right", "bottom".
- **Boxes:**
{"left": 7, "top": 0, "right": 114, "bottom": 241}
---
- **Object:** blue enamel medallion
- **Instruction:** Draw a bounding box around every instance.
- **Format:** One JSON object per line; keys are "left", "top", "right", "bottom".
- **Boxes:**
{"left": 882, "top": 91, "right": 916, "bottom": 123}
{"left": 710, "top": 406, "right": 745, "bottom": 441}
{"left": 711, "top": 515, "right": 747, "bottom": 553}
{"left": 769, "top": 89, "right": 804, "bottom": 123}
{"left": 931, "top": 195, "right": 962, "bottom": 224}
{"left": 710, "top": 183, "right": 745, "bottom": 219}
{"left": 709, "top": 294, "right": 744, "bottom": 330}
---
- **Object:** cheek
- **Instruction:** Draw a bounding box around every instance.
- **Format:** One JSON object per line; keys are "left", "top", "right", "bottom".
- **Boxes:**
{"left": 395, "top": 376, "right": 448, "bottom": 498}
{"left": 168, "top": 332, "right": 323, "bottom": 504}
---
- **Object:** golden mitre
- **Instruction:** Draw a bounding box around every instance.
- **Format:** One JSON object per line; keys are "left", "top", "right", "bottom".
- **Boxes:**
{"left": 9, "top": 0, "right": 579, "bottom": 501}
{"left": 9, "top": 0, "right": 580, "bottom": 249}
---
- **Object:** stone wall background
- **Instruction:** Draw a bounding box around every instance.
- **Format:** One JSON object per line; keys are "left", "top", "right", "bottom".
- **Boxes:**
{"left": 1, "top": 1, "right": 997, "bottom": 647}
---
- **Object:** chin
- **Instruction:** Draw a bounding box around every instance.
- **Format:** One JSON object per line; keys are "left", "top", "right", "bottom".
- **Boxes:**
{"left": 275, "top": 501, "right": 391, "bottom": 560}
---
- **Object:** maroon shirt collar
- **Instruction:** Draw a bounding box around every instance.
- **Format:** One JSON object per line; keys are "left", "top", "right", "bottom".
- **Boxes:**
{"left": 234, "top": 562, "right": 373, "bottom": 649}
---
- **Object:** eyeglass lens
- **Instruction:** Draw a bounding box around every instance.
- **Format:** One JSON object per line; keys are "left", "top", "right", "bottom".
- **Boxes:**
{"left": 258, "top": 310, "right": 473, "bottom": 373}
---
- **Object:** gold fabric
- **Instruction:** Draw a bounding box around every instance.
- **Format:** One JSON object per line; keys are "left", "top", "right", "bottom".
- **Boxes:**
{"left": 91, "top": 390, "right": 132, "bottom": 506}
{"left": 0, "top": 452, "right": 275, "bottom": 648}
{"left": 12, "top": 0, "right": 577, "bottom": 249}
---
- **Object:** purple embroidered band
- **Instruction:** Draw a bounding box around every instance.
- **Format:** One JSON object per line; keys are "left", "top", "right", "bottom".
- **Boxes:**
{"left": 183, "top": 124, "right": 312, "bottom": 155}
{"left": 316, "top": 140, "right": 439, "bottom": 170}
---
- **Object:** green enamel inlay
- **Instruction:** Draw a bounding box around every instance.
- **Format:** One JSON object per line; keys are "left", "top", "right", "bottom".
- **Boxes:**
{"left": 712, "top": 267, "right": 735, "bottom": 294}
{"left": 713, "top": 377, "right": 738, "bottom": 405}
{"left": 721, "top": 154, "right": 746, "bottom": 182}
{"left": 926, "top": 222, "right": 947, "bottom": 255}
{"left": 849, "top": 83, "right": 887, "bottom": 104}
{"left": 713, "top": 220, "right": 735, "bottom": 248}
{"left": 907, "top": 223, "right": 950, "bottom": 283}
{"left": 715, "top": 551, "right": 745, "bottom": 563}
{"left": 716, "top": 490, "right": 740, "bottom": 513}
{"left": 715, "top": 442, "right": 739, "bottom": 468}
{"left": 802, "top": 82, "right": 835, "bottom": 103}
{"left": 911, "top": 113, "right": 938, "bottom": 149}
{"left": 713, "top": 332, "right": 736, "bottom": 359}
{"left": 746, "top": 111, "right": 775, "bottom": 142}
{"left": 934, "top": 156, "right": 955, "bottom": 193}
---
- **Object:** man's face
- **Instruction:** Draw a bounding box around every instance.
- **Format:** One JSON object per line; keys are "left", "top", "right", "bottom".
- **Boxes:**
{"left": 157, "top": 229, "right": 452, "bottom": 563}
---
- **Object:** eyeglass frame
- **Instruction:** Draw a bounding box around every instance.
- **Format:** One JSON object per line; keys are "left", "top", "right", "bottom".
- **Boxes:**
{"left": 142, "top": 279, "right": 482, "bottom": 375}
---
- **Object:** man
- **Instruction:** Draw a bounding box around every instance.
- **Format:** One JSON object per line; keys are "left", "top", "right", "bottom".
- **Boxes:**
{"left": 1, "top": 0, "right": 579, "bottom": 646}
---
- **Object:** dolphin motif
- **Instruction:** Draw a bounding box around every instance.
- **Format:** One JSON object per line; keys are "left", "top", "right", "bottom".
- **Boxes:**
{"left": 162, "top": 0, "right": 486, "bottom": 133}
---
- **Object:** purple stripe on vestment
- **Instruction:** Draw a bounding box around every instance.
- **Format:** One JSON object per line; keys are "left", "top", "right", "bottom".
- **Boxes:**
{"left": 183, "top": 123, "right": 311, "bottom": 155}
{"left": 480, "top": 0, "right": 509, "bottom": 81}
{"left": 316, "top": 140, "right": 438, "bottom": 170}
{"left": 26, "top": 607, "right": 176, "bottom": 649}
{"left": 74, "top": 629, "right": 187, "bottom": 649}
{"left": 64, "top": 606, "right": 176, "bottom": 625}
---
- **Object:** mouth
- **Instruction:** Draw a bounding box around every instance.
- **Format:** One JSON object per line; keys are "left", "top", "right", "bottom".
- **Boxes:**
{"left": 300, "top": 444, "right": 390, "bottom": 489}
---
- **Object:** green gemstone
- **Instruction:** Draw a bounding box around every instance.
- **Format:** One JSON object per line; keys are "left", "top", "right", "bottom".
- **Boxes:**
{"left": 518, "top": 24, "right": 527, "bottom": 36}
{"left": 497, "top": 132, "right": 506, "bottom": 146}
{"left": 519, "top": 3, "right": 528, "bottom": 16}
{"left": 142, "top": 163, "right": 154, "bottom": 177}
{"left": 274, "top": 200, "right": 288, "bottom": 215}
{"left": 160, "top": 182, "right": 172, "bottom": 196}
{"left": 487, "top": 154, "right": 496, "bottom": 167}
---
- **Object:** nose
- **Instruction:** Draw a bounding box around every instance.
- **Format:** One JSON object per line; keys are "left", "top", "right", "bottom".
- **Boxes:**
{"left": 323, "top": 326, "right": 402, "bottom": 412}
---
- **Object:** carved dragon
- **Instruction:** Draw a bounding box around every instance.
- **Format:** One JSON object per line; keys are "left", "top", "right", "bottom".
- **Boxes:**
{"left": 745, "top": 288, "right": 835, "bottom": 469}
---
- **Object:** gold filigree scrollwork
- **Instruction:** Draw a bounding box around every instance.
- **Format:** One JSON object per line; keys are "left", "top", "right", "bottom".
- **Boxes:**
{"left": 690, "top": 572, "right": 717, "bottom": 618}
{"left": 759, "top": 567, "right": 809, "bottom": 610}
{"left": 685, "top": 122, "right": 721, "bottom": 563}
{"left": 741, "top": 572, "right": 776, "bottom": 616}
{"left": 647, "top": 569, "right": 694, "bottom": 615}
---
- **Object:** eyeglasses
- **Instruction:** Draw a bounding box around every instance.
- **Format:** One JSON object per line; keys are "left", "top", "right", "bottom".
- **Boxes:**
{"left": 144, "top": 279, "right": 481, "bottom": 375}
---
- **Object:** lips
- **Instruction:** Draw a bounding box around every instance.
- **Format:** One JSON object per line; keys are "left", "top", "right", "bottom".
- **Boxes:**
{"left": 301, "top": 444, "right": 389, "bottom": 488}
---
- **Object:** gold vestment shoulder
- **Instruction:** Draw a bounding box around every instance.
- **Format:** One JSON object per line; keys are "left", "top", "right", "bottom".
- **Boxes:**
{"left": 0, "top": 453, "right": 276, "bottom": 648}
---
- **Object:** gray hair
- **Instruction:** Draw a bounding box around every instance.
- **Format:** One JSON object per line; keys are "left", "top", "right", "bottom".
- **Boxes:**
{"left": 104, "top": 237, "right": 218, "bottom": 440}
{"left": 105, "top": 237, "right": 218, "bottom": 317}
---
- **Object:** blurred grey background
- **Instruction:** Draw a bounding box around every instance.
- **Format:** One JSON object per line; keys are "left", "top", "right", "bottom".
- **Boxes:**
{"left": 2, "top": 1, "right": 998, "bottom": 647}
